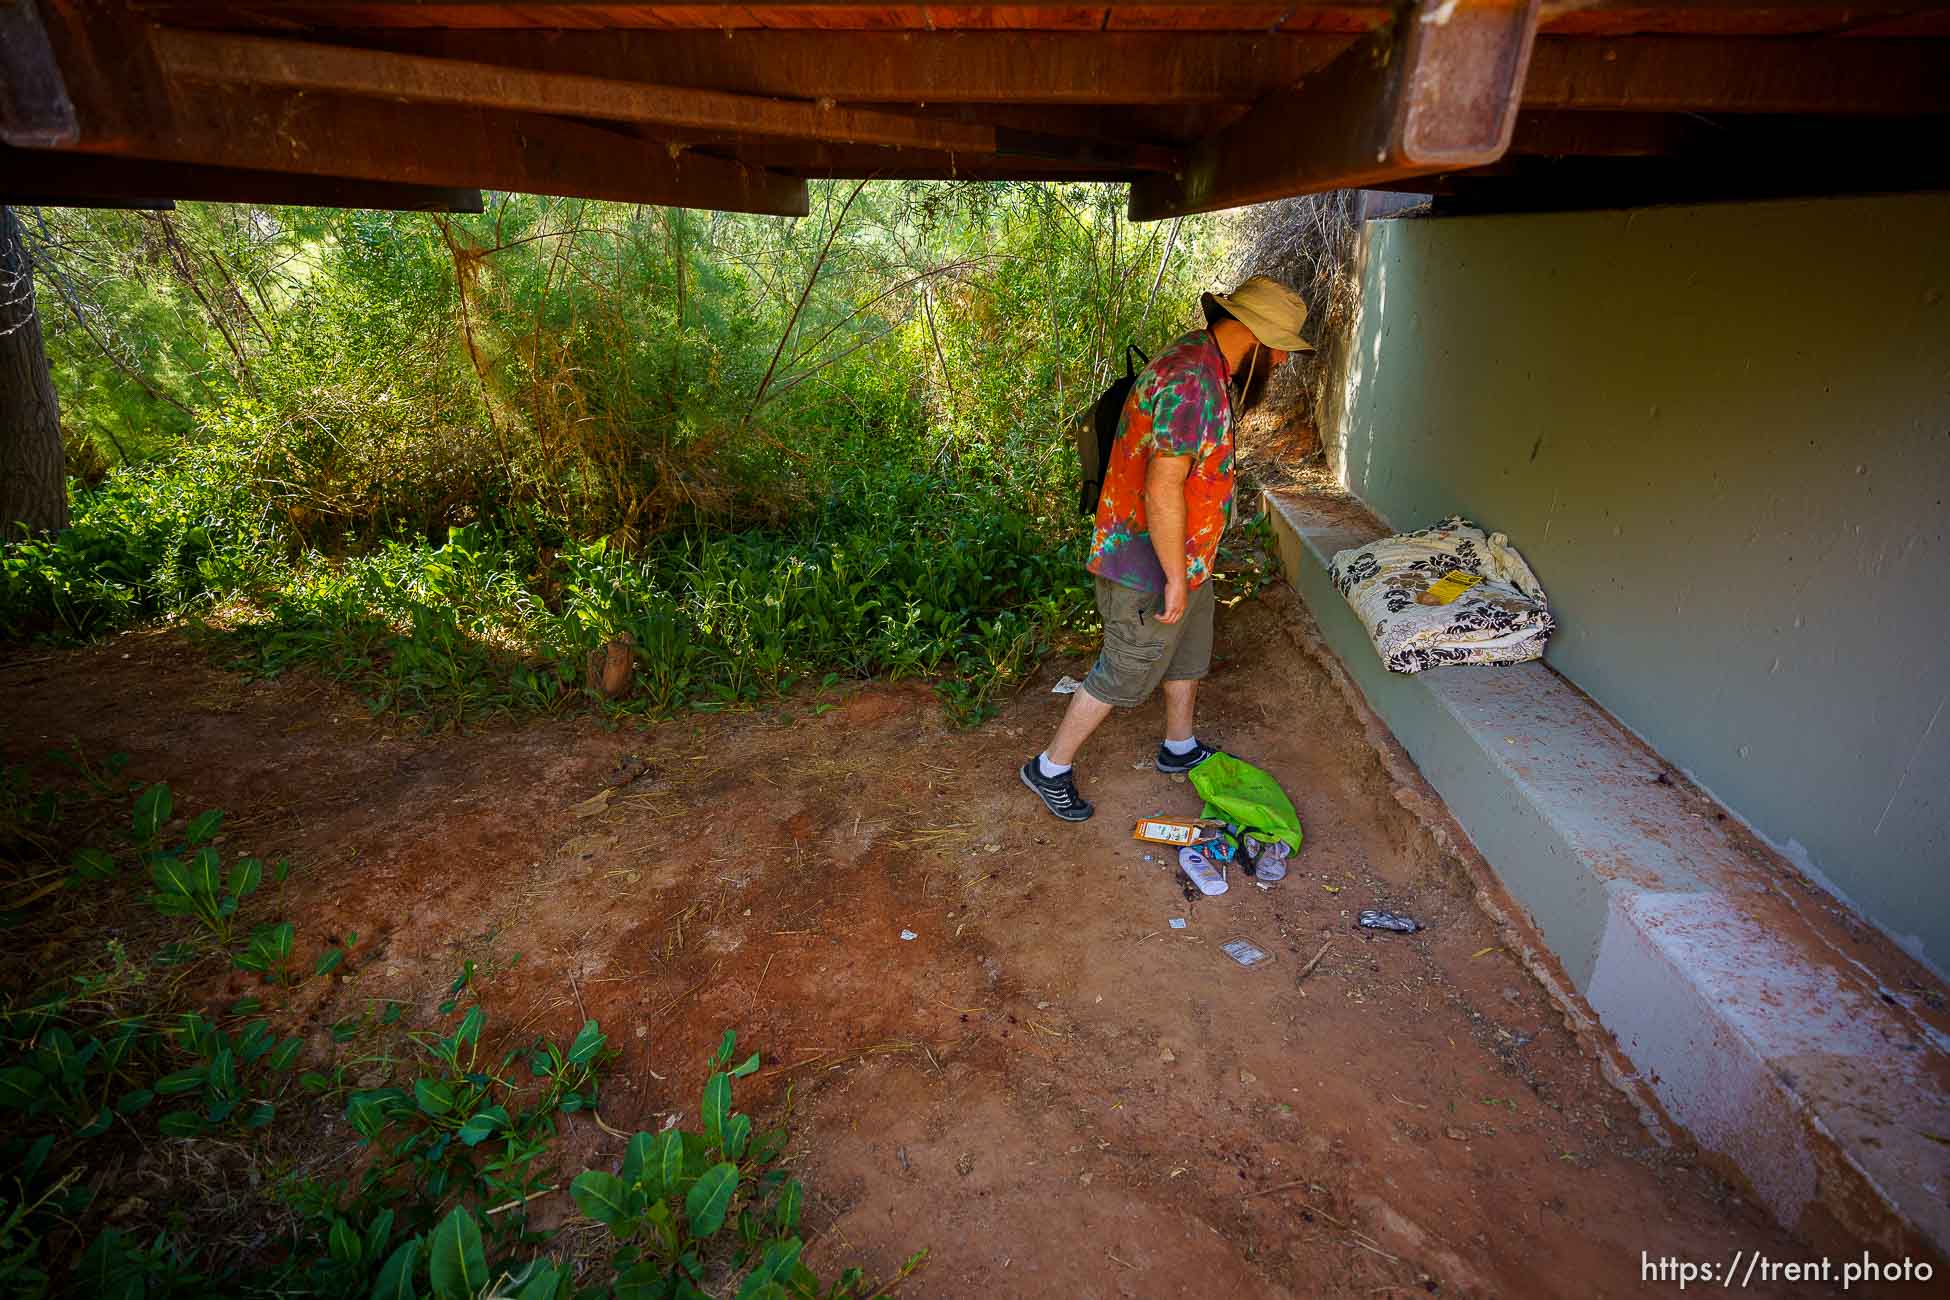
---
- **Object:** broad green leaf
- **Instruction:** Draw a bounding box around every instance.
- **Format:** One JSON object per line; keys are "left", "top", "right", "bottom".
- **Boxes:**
{"left": 511, "top": 1261, "right": 563, "bottom": 1300}
{"left": 234, "top": 922, "right": 295, "bottom": 973}
{"left": 316, "top": 948, "right": 345, "bottom": 976}
{"left": 684, "top": 1163, "right": 738, "bottom": 1237}
{"left": 728, "top": 1051, "right": 761, "bottom": 1079}
{"left": 701, "top": 1072, "right": 730, "bottom": 1146}
{"left": 657, "top": 1128, "right": 686, "bottom": 1194}
{"left": 414, "top": 1079, "right": 456, "bottom": 1116}
{"left": 76, "top": 1106, "right": 113, "bottom": 1138}
{"left": 611, "top": 1262, "right": 669, "bottom": 1300}
{"left": 132, "top": 783, "right": 172, "bottom": 842}
{"left": 210, "top": 1046, "right": 238, "bottom": 1096}
{"left": 187, "top": 847, "right": 221, "bottom": 899}
{"left": 370, "top": 1238, "right": 420, "bottom": 1300}
{"left": 115, "top": 1088, "right": 154, "bottom": 1116}
{"left": 71, "top": 847, "right": 116, "bottom": 880}
{"left": 364, "top": 1209, "right": 396, "bottom": 1265}
{"left": 155, "top": 1067, "right": 206, "bottom": 1096}
{"left": 427, "top": 1207, "right": 486, "bottom": 1300}
{"left": 0, "top": 1065, "right": 44, "bottom": 1108}
{"left": 714, "top": 1029, "right": 736, "bottom": 1067}
{"left": 774, "top": 1179, "right": 804, "bottom": 1234}
{"left": 149, "top": 855, "right": 193, "bottom": 899}
{"left": 227, "top": 856, "right": 261, "bottom": 900}
{"left": 623, "top": 1131, "right": 659, "bottom": 1194}
{"left": 737, "top": 1238, "right": 805, "bottom": 1299}
{"left": 184, "top": 809, "right": 224, "bottom": 846}
{"left": 346, "top": 1088, "right": 409, "bottom": 1139}
{"left": 329, "top": 1218, "right": 362, "bottom": 1265}
{"left": 566, "top": 1019, "right": 605, "bottom": 1067}
{"left": 724, "top": 1113, "right": 751, "bottom": 1161}
{"left": 570, "top": 1170, "right": 632, "bottom": 1227}
{"left": 456, "top": 1104, "right": 508, "bottom": 1146}
{"left": 268, "top": 1037, "right": 304, "bottom": 1071}
{"left": 237, "top": 1019, "right": 273, "bottom": 1061}
{"left": 455, "top": 1005, "right": 485, "bottom": 1047}
{"left": 19, "top": 1134, "right": 52, "bottom": 1179}
{"left": 749, "top": 1127, "right": 788, "bottom": 1167}
{"left": 158, "top": 1109, "right": 203, "bottom": 1137}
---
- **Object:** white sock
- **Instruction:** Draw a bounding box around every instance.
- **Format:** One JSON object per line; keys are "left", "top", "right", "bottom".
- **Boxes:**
{"left": 1163, "top": 735, "right": 1199, "bottom": 756}
{"left": 1037, "top": 752, "right": 1071, "bottom": 779}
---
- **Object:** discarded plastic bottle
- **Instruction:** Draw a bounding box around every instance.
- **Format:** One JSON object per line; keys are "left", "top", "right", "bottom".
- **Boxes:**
{"left": 1358, "top": 909, "right": 1421, "bottom": 933}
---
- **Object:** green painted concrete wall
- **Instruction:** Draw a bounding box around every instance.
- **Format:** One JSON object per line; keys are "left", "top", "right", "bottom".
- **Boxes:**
{"left": 1333, "top": 194, "right": 1950, "bottom": 975}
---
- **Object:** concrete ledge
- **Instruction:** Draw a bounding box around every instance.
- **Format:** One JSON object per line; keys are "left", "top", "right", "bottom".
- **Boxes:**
{"left": 1266, "top": 487, "right": 1950, "bottom": 1261}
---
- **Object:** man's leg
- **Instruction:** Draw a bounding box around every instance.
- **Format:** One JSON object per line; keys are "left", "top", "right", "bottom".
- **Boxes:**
{"left": 1161, "top": 677, "right": 1197, "bottom": 746}
{"left": 1155, "top": 581, "right": 1219, "bottom": 774}
{"left": 1046, "top": 686, "right": 1115, "bottom": 767}
{"left": 1023, "top": 577, "right": 1179, "bottom": 822}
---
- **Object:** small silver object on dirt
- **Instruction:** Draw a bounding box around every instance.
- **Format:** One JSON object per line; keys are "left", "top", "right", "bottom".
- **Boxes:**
{"left": 1050, "top": 675, "right": 1083, "bottom": 694}
{"left": 899, "top": 929, "right": 918, "bottom": 941}
{"left": 1168, "top": 917, "right": 1187, "bottom": 929}
{"left": 1358, "top": 909, "right": 1421, "bottom": 933}
{"left": 1220, "top": 938, "right": 1274, "bottom": 968}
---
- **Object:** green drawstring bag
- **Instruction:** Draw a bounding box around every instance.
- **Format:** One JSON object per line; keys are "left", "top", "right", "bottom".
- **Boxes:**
{"left": 1188, "top": 752, "right": 1303, "bottom": 853}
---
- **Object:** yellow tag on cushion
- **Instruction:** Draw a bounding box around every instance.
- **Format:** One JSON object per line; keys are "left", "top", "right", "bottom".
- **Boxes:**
{"left": 1417, "top": 569, "right": 1485, "bottom": 606}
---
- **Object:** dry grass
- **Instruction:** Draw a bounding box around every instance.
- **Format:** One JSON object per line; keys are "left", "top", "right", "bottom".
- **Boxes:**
{"left": 1221, "top": 192, "right": 1380, "bottom": 492}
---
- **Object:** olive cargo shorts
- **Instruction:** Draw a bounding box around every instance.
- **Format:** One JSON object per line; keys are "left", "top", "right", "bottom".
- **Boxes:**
{"left": 1080, "top": 575, "right": 1216, "bottom": 708}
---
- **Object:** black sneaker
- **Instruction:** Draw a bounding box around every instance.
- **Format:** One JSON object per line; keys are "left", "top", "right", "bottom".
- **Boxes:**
{"left": 1019, "top": 758, "right": 1094, "bottom": 822}
{"left": 1155, "top": 740, "right": 1219, "bottom": 775}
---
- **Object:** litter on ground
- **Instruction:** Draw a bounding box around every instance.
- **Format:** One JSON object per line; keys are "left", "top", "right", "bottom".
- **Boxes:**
{"left": 1220, "top": 939, "right": 1274, "bottom": 968}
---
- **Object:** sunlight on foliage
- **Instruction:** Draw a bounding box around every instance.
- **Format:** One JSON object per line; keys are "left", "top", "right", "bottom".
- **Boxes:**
{"left": 8, "top": 183, "right": 1227, "bottom": 726}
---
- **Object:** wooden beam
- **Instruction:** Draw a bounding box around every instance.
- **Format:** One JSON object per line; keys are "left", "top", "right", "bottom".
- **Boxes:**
{"left": 1522, "top": 35, "right": 1950, "bottom": 115}
{"left": 130, "top": 1, "right": 1393, "bottom": 29}
{"left": 0, "top": 0, "right": 79, "bottom": 147}
{"left": 0, "top": 146, "right": 486, "bottom": 210}
{"left": 30, "top": 5, "right": 809, "bottom": 215}
{"left": 1130, "top": 0, "right": 1543, "bottom": 220}
{"left": 150, "top": 26, "right": 1001, "bottom": 154}
{"left": 303, "top": 28, "right": 1358, "bottom": 104}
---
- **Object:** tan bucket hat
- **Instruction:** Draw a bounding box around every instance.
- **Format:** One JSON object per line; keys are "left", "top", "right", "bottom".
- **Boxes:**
{"left": 1202, "top": 276, "right": 1315, "bottom": 353}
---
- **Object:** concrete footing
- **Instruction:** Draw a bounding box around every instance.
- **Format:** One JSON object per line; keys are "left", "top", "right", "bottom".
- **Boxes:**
{"left": 1266, "top": 487, "right": 1950, "bottom": 1261}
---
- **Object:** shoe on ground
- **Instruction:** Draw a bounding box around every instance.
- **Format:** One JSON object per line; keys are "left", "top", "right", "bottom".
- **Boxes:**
{"left": 1155, "top": 739, "right": 1220, "bottom": 775}
{"left": 1244, "top": 834, "right": 1289, "bottom": 882}
{"left": 1020, "top": 757, "right": 1094, "bottom": 822}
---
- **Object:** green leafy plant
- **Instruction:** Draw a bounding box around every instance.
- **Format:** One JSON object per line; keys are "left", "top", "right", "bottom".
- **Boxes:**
{"left": 571, "top": 1031, "right": 926, "bottom": 1299}
{"left": 151, "top": 1011, "right": 303, "bottom": 1137}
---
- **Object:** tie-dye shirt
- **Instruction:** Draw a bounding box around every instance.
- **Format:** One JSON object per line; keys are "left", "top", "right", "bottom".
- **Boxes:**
{"left": 1086, "top": 330, "right": 1234, "bottom": 594}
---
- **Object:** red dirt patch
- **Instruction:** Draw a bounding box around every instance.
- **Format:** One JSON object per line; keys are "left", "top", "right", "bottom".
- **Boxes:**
{"left": 2, "top": 590, "right": 1873, "bottom": 1296}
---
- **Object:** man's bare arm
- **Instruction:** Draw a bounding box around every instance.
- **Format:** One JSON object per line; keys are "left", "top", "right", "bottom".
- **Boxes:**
{"left": 1144, "top": 454, "right": 1192, "bottom": 624}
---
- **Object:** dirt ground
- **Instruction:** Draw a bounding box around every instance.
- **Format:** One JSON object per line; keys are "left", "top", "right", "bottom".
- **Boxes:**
{"left": 3, "top": 586, "right": 1866, "bottom": 1298}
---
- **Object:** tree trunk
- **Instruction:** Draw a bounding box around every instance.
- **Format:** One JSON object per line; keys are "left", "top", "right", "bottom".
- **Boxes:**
{"left": 0, "top": 204, "right": 69, "bottom": 539}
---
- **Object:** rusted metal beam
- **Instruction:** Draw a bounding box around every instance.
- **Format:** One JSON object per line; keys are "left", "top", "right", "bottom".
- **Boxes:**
{"left": 1, "top": 0, "right": 79, "bottom": 147}
{"left": 129, "top": 1, "right": 1393, "bottom": 28}
{"left": 28, "top": 5, "right": 810, "bottom": 215}
{"left": 1506, "top": 109, "right": 1695, "bottom": 155}
{"left": 150, "top": 26, "right": 1001, "bottom": 154}
{"left": 1130, "top": 0, "right": 1543, "bottom": 220}
{"left": 1522, "top": 35, "right": 1950, "bottom": 115}
{"left": 302, "top": 28, "right": 1358, "bottom": 105}
{"left": 0, "top": 146, "right": 486, "bottom": 210}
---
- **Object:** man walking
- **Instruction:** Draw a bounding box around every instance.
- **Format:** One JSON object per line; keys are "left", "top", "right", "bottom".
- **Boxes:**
{"left": 1021, "top": 277, "right": 1313, "bottom": 822}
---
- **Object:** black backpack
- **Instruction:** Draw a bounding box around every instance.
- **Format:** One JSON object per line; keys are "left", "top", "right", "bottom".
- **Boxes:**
{"left": 1075, "top": 343, "right": 1148, "bottom": 517}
